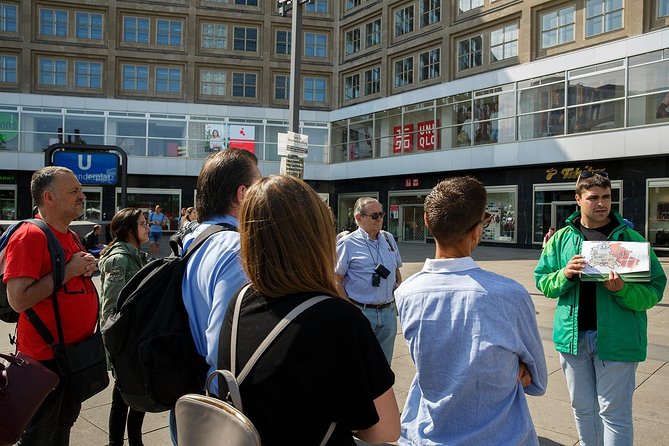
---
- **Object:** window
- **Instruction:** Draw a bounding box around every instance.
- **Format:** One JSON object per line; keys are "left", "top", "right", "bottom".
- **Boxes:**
{"left": 235, "top": 0, "right": 257, "bottom": 4}
{"left": 40, "top": 8, "right": 67, "bottom": 36}
{"left": 420, "top": 0, "right": 440, "bottom": 27}
{"left": 346, "top": 0, "right": 361, "bottom": 10}
{"left": 458, "top": 35, "right": 482, "bottom": 70}
{"left": 660, "top": 0, "right": 669, "bottom": 18}
{"left": 490, "top": 24, "right": 518, "bottom": 62}
{"left": 305, "top": 32, "right": 327, "bottom": 57}
{"left": 122, "top": 64, "right": 149, "bottom": 91}
{"left": 123, "top": 17, "right": 150, "bottom": 43}
{"left": 585, "top": 0, "right": 623, "bottom": 37}
{"left": 275, "top": 74, "right": 290, "bottom": 100}
{"left": 345, "top": 29, "right": 360, "bottom": 55}
{"left": 234, "top": 27, "right": 257, "bottom": 52}
{"left": 1, "top": 4, "right": 18, "bottom": 32}
{"left": 394, "top": 57, "right": 413, "bottom": 87}
{"left": 305, "top": 0, "right": 327, "bottom": 13}
{"left": 75, "top": 61, "right": 102, "bottom": 88}
{"left": 365, "top": 19, "right": 381, "bottom": 48}
{"left": 156, "top": 67, "right": 181, "bottom": 93}
{"left": 232, "top": 72, "right": 256, "bottom": 97}
{"left": 75, "top": 12, "right": 103, "bottom": 40}
{"left": 304, "top": 77, "right": 326, "bottom": 102}
{"left": 364, "top": 67, "right": 380, "bottom": 95}
{"left": 200, "top": 69, "right": 226, "bottom": 96}
{"left": 276, "top": 30, "right": 291, "bottom": 55}
{"left": 202, "top": 23, "right": 227, "bottom": 49}
{"left": 394, "top": 6, "right": 414, "bottom": 37}
{"left": 419, "top": 48, "right": 440, "bottom": 81}
{"left": 541, "top": 5, "right": 575, "bottom": 48}
{"left": 345, "top": 74, "right": 360, "bottom": 100}
{"left": 39, "top": 58, "right": 67, "bottom": 86}
{"left": 157, "top": 20, "right": 182, "bottom": 47}
{"left": 459, "top": 0, "right": 483, "bottom": 13}
{"left": 0, "top": 54, "right": 17, "bottom": 83}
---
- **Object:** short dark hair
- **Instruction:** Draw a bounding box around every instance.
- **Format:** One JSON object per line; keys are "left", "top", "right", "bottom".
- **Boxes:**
{"left": 195, "top": 149, "right": 258, "bottom": 222}
{"left": 424, "top": 176, "right": 487, "bottom": 244}
{"left": 576, "top": 173, "right": 611, "bottom": 195}
{"left": 30, "top": 166, "right": 74, "bottom": 206}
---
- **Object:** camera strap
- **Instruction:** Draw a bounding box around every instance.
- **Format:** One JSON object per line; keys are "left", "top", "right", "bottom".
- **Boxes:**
{"left": 364, "top": 236, "right": 381, "bottom": 266}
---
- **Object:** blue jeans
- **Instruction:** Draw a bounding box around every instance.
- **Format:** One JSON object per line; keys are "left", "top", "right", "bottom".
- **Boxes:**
{"left": 17, "top": 360, "right": 82, "bottom": 446}
{"left": 359, "top": 303, "right": 397, "bottom": 365}
{"left": 559, "top": 330, "right": 637, "bottom": 446}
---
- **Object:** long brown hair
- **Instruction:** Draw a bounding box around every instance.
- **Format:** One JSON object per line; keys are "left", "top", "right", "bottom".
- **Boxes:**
{"left": 100, "top": 207, "right": 144, "bottom": 256}
{"left": 239, "top": 175, "right": 338, "bottom": 298}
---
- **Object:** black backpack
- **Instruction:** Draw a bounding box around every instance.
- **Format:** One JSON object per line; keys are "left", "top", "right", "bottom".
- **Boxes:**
{"left": 102, "top": 224, "right": 233, "bottom": 412}
{"left": 0, "top": 219, "right": 65, "bottom": 324}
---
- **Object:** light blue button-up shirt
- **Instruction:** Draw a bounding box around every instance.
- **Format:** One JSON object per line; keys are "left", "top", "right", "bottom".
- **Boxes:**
{"left": 395, "top": 257, "right": 547, "bottom": 446}
{"left": 181, "top": 215, "right": 247, "bottom": 392}
{"left": 335, "top": 228, "right": 402, "bottom": 304}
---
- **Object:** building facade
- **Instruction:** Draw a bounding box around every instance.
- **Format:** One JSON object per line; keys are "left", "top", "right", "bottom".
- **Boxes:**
{"left": 1, "top": 0, "right": 669, "bottom": 248}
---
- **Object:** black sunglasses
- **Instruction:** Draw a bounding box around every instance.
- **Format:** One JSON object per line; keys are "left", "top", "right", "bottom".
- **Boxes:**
{"left": 363, "top": 211, "right": 385, "bottom": 220}
{"left": 579, "top": 171, "right": 608, "bottom": 179}
{"left": 467, "top": 211, "right": 493, "bottom": 233}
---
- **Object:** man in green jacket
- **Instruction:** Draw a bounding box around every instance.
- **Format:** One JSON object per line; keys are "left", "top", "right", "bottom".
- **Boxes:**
{"left": 535, "top": 172, "right": 666, "bottom": 446}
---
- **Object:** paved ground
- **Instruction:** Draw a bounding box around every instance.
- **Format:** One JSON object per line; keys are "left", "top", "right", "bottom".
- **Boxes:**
{"left": 2, "top": 243, "right": 668, "bottom": 445}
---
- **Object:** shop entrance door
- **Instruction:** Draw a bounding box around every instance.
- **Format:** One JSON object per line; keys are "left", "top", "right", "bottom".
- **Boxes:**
{"left": 551, "top": 201, "right": 578, "bottom": 231}
{"left": 400, "top": 205, "right": 425, "bottom": 242}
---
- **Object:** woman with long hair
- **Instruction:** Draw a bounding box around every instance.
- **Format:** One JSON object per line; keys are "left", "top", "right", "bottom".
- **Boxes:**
{"left": 217, "top": 175, "right": 400, "bottom": 445}
{"left": 99, "top": 208, "right": 150, "bottom": 446}
{"left": 180, "top": 206, "right": 197, "bottom": 229}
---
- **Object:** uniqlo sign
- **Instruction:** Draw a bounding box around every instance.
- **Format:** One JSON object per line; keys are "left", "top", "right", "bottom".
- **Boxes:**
{"left": 393, "top": 124, "right": 414, "bottom": 154}
{"left": 417, "top": 120, "right": 439, "bottom": 151}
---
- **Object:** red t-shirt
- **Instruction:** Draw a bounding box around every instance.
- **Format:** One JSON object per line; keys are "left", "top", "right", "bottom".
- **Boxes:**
{"left": 3, "top": 221, "right": 98, "bottom": 360}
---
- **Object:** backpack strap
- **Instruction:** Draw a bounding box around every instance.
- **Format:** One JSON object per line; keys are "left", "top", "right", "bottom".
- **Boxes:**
{"left": 181, "top": 222, "right": 236, "bottom": 258}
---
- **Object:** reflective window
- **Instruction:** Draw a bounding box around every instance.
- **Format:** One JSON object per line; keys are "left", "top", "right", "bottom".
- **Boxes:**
{"left": 436, "top": 92, "right": 472, "bottom": 148}
{"left": 157, "top": 20, "right": 182, "bottom": 46}
{"left": 585, "top": 0, "right": 624, "bottom": 37}
{"left": 394, "top": 57, "right": 413, "bottom": 87}
{"left": 0, "top": 111, "right": 18, "bottom": 151}
{"left": 108, "top": 114, "right": 147, "bottom": 156}
{"left": 473, "top": 86, "right": 515, "bottom": 144}
{"left": 274, "top": 74, "right": 289, "bottom": 100}
{"left": 541, "top": 5, "right": 575, "bottom": 49}
{"left": 40, "top": 8, "right": 67, "bottom": 36}
{"left": 648, "top": 179, "right": 669, "bottom": 248}
{"left": 345, "top": 28, "right": 360, "bottom": 55}
{"left": 156, "top": 67, "right": 181, "bottom": 93}
{"left": 0, "top": 54, "right": 17, "bottom": 83}
{"left": 200, "top": 69, "right": 226, "bottom": 96}
{"left": 39, "top": 58, "right": 67, "bottom": 86}
{"left": 365, "top": 19, "right": 381, "bottom": 48}
{"left": 344, "top": 74, "right": 360, "bottom": 100}
{"left": 459, "top": 0, "right": 483, "bottom": 13}
{"left": 420, "top": 0, "right": 440, "bottom": 27}
{"left": 394, "top": 5, "right": 414, "bottom": 37}
{"left": 346, "top": 0, "right": 361, "bottom": 10}
{"left": 305, "top": 32, "right": 327, "bottom": 58}
{"left": 275, "top": 30, "right": 291, "bottom": 55}
{"left": 304, "top": 77, "right": 326, "bottom": 102}
{"left": 628, "top": 56, "right": 669, "bottom": 126}
{"left": 232, "top": 72, "right": 256, "bottom": 98}
{"left": 660, "top": 0, "right": 669, "bottom": 18}
{"left": 0, "top": 4, "right": 17, "bottom": 33}
{"left": 74, "top": 61, "right": 102, "bottom": 89}
{"left": 364, "top": 67, "right": 380, "bottom": 95}
{"left": 123, "top": 17, "right": 150, "bottom": 43}
{"left": 148, "top": 119, "right": 186, "bottom": 157}
{"left": 490, "top": 24, "right": 518, "bottom": 62}
{"left": 202, "top": 23, "right": 227, "bottom": 49}
{"left": 233, "top": 27, "right": 257, "bottom": 52}
{"left": 76, "top": 12, "right": 103, "bottom": 40}
{"left": 483, "top": 187, "right": 517, "bottom": 243}
{"left": 305, "top": 0, "right": 327, "bottom": 13}
{"left": 20, "top": 111, "right": 63, "bottom": 153}
{"left": 419, "top": 48, "right": 440, "bottom": 81}
{"left": 567, "top": 64, "right": 624, "bottom": 133}
{"left": 122, "top": 65, "right": 149, "bottom": 91}
{"left": 458, "top": 35, "right": 483, "bottom": 71}
{"left": 0, "top": 186, "right": 16, "bottom": 219}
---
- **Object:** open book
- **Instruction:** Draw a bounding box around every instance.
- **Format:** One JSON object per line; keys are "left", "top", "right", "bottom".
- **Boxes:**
{"left": 580, "top": 241, "right": 650, "bottom": 282}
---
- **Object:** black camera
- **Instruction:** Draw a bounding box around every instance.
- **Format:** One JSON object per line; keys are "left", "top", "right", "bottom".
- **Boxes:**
{"left": 374, "top": 264, "right": 391, "bottom": 279}
{"left": 372, "top": 273, "right": 381, "bottom": 287}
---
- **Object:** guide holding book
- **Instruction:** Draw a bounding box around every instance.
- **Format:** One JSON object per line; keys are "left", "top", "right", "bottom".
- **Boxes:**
{"left": 534, "top": 171, "right": 666, "bottom": 446}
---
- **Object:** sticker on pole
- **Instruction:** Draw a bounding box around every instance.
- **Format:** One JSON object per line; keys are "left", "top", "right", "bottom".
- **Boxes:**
{"left": 278, "top": 131, "right": 308, "bottom": 158}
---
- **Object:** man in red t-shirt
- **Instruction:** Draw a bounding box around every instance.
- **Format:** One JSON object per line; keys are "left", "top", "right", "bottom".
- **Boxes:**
{"left": 3, "top": 166, "right": 99, "bottom": 445}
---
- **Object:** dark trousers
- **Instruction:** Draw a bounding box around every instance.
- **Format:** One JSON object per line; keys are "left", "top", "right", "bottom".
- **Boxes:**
{"left": 17, "top": 360, "right": 82, "bottom": 446}
{"left": 109, "top": 381, "right": 146, "bottom": 446}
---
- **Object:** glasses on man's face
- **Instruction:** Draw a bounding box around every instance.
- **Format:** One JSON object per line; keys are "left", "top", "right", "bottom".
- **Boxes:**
{"left": 363, "top": 211, "right": 385, "bottom": 220}
{"left": 467, "top": 212, "right": 493, "bottom": 233}
{"left": 579, "top": 171, "right": 608, "bottom": 179}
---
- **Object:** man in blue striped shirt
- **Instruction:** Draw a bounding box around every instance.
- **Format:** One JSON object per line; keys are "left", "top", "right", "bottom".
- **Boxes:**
{"left": 395, "top": 176, "right": 547, "bottom": 445}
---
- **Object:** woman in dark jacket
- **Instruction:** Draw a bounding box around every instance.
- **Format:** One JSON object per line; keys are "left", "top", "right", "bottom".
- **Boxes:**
{"left": 99, "top": 208, "right": 150, "bottom": 446}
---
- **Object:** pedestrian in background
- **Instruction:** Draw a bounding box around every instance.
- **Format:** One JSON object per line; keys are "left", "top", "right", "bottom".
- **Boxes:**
{"left": 99, "top": 208, "right": 150, "bottom": 446}
{"left": 148, "top": 204, "right": 166, "bottom": 260}
{"left": 542, "top": 227, "right": 555, "bottom": 249}
{"left": 217, "top": 175, "right": 400, "bottom": 444}
{"left": 336, "top": 197, "right": 402, "bottom": 364}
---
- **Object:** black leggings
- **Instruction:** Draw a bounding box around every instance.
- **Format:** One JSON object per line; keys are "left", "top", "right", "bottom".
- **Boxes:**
{"left": 109, "top": 381, "right": 146, "bottom": 446}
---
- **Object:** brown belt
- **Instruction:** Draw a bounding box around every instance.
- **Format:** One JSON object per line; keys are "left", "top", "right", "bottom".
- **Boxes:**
{"left": 349, "top": 298, "right": 394, "bottom": 310}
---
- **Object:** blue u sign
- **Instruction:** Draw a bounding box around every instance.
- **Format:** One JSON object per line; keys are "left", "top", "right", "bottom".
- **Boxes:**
{"left": 53, "top": 151, "right": 119, "bottom": 185}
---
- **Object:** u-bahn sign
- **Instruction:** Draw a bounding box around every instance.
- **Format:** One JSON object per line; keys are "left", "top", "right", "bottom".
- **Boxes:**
{"left": 53, "top": 151, "right": 119, "bottom": 185}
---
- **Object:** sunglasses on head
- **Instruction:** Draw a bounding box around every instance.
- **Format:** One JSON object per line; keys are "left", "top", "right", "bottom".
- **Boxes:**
{"left": 579, "top": 171, "right": 608, "bottom": 179}
{"left": 363, "top": 211, "right": 385, "bottom": 220}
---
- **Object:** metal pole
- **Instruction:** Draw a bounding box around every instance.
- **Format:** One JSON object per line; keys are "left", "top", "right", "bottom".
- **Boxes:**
{"left": 286, "top": 1, "right": 305, "bottom": 178}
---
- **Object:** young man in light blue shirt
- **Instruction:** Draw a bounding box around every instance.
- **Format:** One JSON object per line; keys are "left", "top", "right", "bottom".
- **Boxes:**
{"left": 395, "top": 176, "right": 547, "bottom": 445}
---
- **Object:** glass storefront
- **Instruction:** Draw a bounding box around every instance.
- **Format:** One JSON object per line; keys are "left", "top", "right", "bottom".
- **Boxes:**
{"left": 80, "top": 187, "right": 103, "bottom": 221}
{"left": 388, "top": 191, "right": 431, "bottom": 242}
{"left": 0, "top": 185, "right": 17, "bottom": 220}
{"left": 646, "top": 179, "right": 669, "bottom": 248}
{"left": 482, "top": 186, "right": 517, "bottom": 243}
{"left": 336, "top": 192, "right": 378, "bottom": 234}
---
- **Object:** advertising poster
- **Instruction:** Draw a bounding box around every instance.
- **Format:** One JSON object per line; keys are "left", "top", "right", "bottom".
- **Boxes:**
{"left": 229, "top": 125, "right": 255, "bottom": 153}
{"left": 205, "top": 123, "right": 227, "bottom": 151}
{"left": 393, "top": 124, "right": 414, "bottom": 154}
